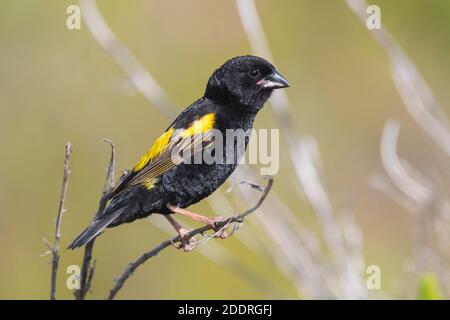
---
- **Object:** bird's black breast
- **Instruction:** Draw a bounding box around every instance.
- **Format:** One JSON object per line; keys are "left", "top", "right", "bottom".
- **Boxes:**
{"left": 144, "top": 98, "right": 257, "bottom": 213}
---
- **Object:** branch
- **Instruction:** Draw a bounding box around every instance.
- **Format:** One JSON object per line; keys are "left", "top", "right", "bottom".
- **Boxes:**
{"left": 46, "top": 143, "right": 71, "bottom": 300}
{"left": 107, "top": 176, "right": 273, "bottom": 300}
{"left": 74, "top": 139, "right": 116, "bottom": 300}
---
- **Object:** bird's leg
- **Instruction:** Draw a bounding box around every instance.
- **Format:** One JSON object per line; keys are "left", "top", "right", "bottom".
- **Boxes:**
{"left": 167, "top": 204, "right": 229, "bottom": 239}
{"left": 164, "top": 214, "right": 194, "bottom": 252}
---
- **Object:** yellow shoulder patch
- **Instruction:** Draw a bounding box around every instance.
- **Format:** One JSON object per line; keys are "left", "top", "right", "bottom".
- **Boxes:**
{"left": 133, "top": 128, "right": 174, "bottom": 172}
{"left": 181, "top": 113, "right": 216, "bottom": 138}
{"left": 132, "top": 113, "right": 215, "bottom": 173}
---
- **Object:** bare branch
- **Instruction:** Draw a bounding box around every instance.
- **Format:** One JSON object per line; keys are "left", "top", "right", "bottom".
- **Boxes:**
{"left": 74, "top": 140, "right": 115, "bottom": 300}
{"left": 149, "top": 217, "right": 286, "bottom": 298}
{"left": 48, "top": 142, "right": 72, "bottom": 300}
{"left": 101, "top": 138, "right": 116, "bottom": 201}
{"left": 107, "top": 177, "right": 273, "bottom": 300}
{"left": 228, "top": 167, "right": 322, "bottom": 297}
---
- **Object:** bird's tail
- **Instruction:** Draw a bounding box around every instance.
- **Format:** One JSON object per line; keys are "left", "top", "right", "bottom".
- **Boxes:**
{"left": 68, "top": 208, "right": 125, "bottom": 250}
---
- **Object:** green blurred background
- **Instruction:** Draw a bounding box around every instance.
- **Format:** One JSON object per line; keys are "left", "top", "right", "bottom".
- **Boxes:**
{"left": 0, "top": 0, "right": 449, "bottom": 299}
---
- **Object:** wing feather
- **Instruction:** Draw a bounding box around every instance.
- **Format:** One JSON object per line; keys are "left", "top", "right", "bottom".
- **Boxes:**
{"left": 108, "top": 113, "right": 216, "bottom": 198}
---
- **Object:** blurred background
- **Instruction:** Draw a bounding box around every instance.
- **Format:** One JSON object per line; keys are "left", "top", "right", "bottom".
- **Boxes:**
{"left": 0, "top": 0, "right": 449, "bottom": 299}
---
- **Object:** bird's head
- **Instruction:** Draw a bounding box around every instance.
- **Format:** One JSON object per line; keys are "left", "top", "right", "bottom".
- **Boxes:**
{"left": 205, "top": 55, "right": 289, "bottom": 112}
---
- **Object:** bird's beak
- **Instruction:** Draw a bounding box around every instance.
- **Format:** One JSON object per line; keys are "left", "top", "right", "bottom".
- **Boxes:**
{"left": 257, "top": 70, "right": 290, "bottom": 89}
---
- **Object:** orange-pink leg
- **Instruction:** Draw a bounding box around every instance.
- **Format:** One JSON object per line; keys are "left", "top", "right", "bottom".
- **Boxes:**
{"left": 167, "top": 204, "right": 228, "bottom": 239}
{"left": 164, "top": 214, "right": 192, "bottom": 251}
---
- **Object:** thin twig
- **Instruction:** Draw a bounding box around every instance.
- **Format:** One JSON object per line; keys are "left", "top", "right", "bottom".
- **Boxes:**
{"left": 107, "top": 176, "right": 273, "bottom": 300}
{"left": 149, "top": 216, "right": 286, "bottom": 298}
{"left": 101, "top": 138, "right": 116, "bottom": 197}
{"left": 47, "top": 143, "right": 71, "bottom": 300}
{"left": 75, "top": 240, "right": 95, "bottom": 300}
{"left": 74, "top": 139, "right": 116, "bottom": 300}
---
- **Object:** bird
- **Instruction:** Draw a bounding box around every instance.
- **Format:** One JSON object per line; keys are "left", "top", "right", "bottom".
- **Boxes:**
{"left": 68, "top": 55, "right": 289, "bottom": 251}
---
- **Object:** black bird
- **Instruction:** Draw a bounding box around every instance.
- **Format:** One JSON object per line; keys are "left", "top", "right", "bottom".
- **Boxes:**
{"left": 69, "top": 55, "right": 289, "bottom": 251}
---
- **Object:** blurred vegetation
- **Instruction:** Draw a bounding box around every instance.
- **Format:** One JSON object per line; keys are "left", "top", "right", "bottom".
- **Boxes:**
{"left": 0, "top": 0, "right": 449, "bottom": 299}
{"left": 418, "top": 273, "right": 443, "bottom": 300}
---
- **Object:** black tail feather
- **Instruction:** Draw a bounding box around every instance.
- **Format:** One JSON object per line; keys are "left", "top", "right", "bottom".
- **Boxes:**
{"left": 68, "top": 208, "right": 125, "bottom": 249}
{"left": 67, "top": 220, "right": 103, "bottom": 249}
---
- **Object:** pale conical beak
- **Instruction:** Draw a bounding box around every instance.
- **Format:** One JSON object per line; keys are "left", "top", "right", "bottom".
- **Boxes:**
{"left": 257, "top": 70, "right": 290, "bottom": 89}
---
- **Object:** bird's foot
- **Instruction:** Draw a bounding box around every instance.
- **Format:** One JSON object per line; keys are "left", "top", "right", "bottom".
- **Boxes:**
{"left": 209, "top": 216, "right": 231, "bottom": 239}
{"left": 172, "top": 227, "right": 196, "bottom": 252}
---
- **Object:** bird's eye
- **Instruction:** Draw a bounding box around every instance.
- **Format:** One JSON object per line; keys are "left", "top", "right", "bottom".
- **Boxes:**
{"left": 249, "top": 69, "right": 260, "bottom": 78}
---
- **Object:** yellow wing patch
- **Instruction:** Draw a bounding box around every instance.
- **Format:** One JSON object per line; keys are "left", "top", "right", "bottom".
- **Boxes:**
{"left": 133, "top": 128, "right": 174, "bottom": 172}
{"left": 181, "top": 113, "right": 216, "bottom": 138}
{"left": 132, "top": 112, "right": 215, "bottom": 176}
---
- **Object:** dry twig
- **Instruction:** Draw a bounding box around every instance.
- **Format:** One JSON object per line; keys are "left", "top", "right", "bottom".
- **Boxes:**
{"left": 74, "top": 139, "right": 116, "bottom": 300}
{"left": 107, "top": 176, "right": 273, "bottom": 300}
{"left": 45, "top": 143, "right": 71, "bottom": 300}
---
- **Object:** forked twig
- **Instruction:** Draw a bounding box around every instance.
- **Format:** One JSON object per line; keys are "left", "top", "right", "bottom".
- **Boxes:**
{"left": 107, "top": 176, "right": 273, "bottom": 300}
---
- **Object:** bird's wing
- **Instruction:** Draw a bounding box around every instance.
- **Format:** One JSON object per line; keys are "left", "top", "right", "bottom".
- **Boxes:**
{"left": 108, "top": 112, "right": 216, "bottom": 199}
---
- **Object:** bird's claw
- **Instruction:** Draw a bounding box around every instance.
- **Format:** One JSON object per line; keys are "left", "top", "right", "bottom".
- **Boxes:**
{"left": 214, "top": 229, "right": 231, "bottom": 239}
{"left": 210, "top": 216, "right": 224, "bottom": 228}
{"left": 172, "top": 228, "right": 197, "bottom": 252}
{"left": 209, "top": 216, "right": 231, "bottom": 239}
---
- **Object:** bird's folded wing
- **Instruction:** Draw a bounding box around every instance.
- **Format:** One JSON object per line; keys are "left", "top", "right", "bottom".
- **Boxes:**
{"left": 108, "top": 113, "right": 216, "bottom": 198}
